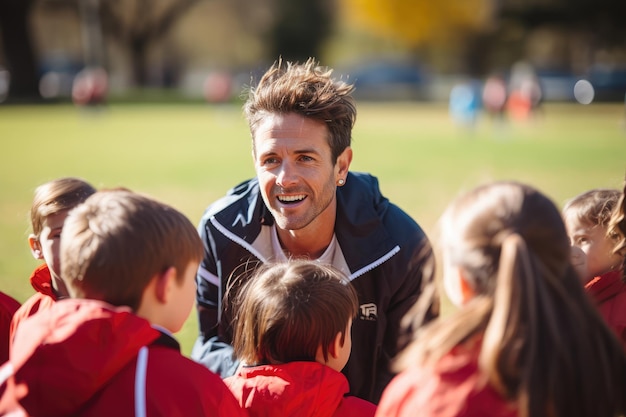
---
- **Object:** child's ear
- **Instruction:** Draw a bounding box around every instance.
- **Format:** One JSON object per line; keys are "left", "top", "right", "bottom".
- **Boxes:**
{"left": 458, "top": 268, "right": 476, "bottom": 303}
{"left": 28, "top": 235, "right": 43, "bottom": 260}
{"left": 328, "top": 331, "right": 344, "bottom": 359}
{"left": 155, "top": 266, "right": 177, "bottom": 304}
{"left": 445, "top": 265, "right": 476, "bottom": 306}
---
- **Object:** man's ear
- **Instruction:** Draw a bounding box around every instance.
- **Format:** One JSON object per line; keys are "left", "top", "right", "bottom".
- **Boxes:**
{"left": 335, "top": 147, "right": 352, "bottom": 178}
{"left": 155, "top": 267, "right": 177, "bottom": 304}
{"left": 28, "top": 235, "right": 43, "bottom": 260}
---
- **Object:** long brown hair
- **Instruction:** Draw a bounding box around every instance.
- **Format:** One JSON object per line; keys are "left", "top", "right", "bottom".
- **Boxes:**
{"left": 396, "top": 181, "right": 626, "bottom": 417}
{"left": 30, "top": 177, "right": 96, "bottom": 237}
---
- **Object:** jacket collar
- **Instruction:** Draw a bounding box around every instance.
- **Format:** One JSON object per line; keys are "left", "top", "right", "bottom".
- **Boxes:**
{"left": 211, "top": 172, "right": 399, "bottom": 275}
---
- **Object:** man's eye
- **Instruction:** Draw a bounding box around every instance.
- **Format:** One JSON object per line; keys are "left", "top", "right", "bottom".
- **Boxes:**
{"left": 299, "top": 155, "right": 314, "bottom": 162}
{"left": 262, "top": 157, "right": 279, "bottom": 165}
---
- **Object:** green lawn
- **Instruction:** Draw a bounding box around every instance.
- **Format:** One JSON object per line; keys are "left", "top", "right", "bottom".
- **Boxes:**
{"left": 1, "top": 101, "right": 625, "bottom": 354}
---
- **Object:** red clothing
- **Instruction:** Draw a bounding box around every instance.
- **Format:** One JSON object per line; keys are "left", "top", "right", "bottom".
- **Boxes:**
{"left": 585, "top": 269, "right": 626, "bottom": 347}
{"left": 225, "top": 361, "right": 376, "bottom": 417}
{"left": 0, "top": 292, "right": 20, "bottom": 364}
{"left": 376, "top": 338, "right": 517, "bottom": 417}
{"left": 2, "top": 298, "right": 248, "bottom": 417}
{"left": 9, "top": 264, "right": 57, "bottom": 343}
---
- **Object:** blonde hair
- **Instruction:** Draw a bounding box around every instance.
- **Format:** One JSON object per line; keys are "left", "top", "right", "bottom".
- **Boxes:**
{"left": 230, "top": 260, "right": 358, "bottom": 365}
{"left": 608, "top": 180, "right": 626, "bottom": 260}
{"left": 60, "top": 189, "right": 202, "bottom": 311}
{"left": 396, "top": 181, "right": 626, "bottom": 417}
{"left": 30, "top": 177, "right": 96, "bottom": 236}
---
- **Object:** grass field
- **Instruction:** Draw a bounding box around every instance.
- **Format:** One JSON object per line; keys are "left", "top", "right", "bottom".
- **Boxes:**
{"left": 1, "top": 101, "right": 625, "bottom": 355}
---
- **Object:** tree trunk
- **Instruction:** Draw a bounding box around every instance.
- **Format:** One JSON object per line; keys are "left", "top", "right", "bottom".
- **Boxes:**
{"left": 130, "top": 37, "right": 148, "bottom": 87}
{"left": 0, "top": 0, "right": 40, "bottom": 101}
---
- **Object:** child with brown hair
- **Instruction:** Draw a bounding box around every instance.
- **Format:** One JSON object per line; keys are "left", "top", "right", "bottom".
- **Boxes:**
{"left": 1, "top": 189, "right": 247, "bottom": 416}
{"left": 225, "top": 260, "right": 376, "bottom": 417}
{"left": 563, "top": 188, "right": 626, "bottom": 345}
{"left": 376, "top": 181, "right": 626, "bottom": 417}
{"left": 10, "top": 177, "right": 96, "bottom": 339}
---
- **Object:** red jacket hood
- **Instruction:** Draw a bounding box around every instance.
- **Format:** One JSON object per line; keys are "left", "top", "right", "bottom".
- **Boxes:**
{"left": 29, "top": 264, "right": 56, "bottom": 300}
{"left": 10, "top": 298, "right": 161, "bottom": 416}
{"left": 226, "top": 361, "right": 372, "bottom": 417}
{"left": 585, "top": 269, "right": 625, "bottom": 304}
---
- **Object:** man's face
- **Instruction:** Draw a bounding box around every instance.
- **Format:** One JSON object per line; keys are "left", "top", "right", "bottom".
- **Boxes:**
{"left": 253, "top": 112, "right": 350, "bottom": 233}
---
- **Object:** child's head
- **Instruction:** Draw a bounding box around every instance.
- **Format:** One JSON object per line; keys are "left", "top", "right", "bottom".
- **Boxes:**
{"left": 398, "top": 181, "right": 626, "bottom": 417}
{"left": 563, "top": 188, "right": 623, "bottom": 282}
{"left": 232, "top": 260, "right": 358, "bottom": 372}
{"left": 60, "top": 189, "right": 202, "bottom": 332}
{"left": 28, "top": 177, "right": 96, "bottom": 293}
{"left": 439, "top": 181, "right": 572, "bottom": 307}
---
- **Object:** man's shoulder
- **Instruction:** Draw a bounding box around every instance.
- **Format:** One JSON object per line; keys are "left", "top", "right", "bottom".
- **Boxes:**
{"left": 342, "top": 171, "right": 424, "bottom": 232}
{"left": 200, "top": 178, "right": 259, "bottom": 221}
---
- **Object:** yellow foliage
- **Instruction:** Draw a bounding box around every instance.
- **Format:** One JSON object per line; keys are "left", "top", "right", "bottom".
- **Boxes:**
{"left": 341, "top": 0, "right": 493, "bottom": 46}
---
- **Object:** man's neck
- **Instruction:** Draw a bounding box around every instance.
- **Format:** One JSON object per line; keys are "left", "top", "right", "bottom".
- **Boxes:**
{"left": 276, "top": 227, "right": 334, "bottom": 259}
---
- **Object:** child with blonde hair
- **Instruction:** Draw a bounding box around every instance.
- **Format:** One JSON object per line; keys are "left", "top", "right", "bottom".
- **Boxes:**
{"left": 563, "top": 188, "right": 626, "bottom": 345}
{"left": 225, "top": 260, "right": 376, "bottom": 417}
{"left": 10, "top": 177, "right": 96, "bottom": 339}
{"left": 376, "top": 181, "right": 626, "bottom": 417}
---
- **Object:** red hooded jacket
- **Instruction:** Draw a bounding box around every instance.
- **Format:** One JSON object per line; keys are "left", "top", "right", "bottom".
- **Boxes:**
{"left": 9, "top": 264, "right": 57, "bottom": 343}
{"left": 376, "top": 337, "right": 517, "bottom": 417}
{"left": 0, "top": 292, "right": 20, "bottom": 364}
{"left": 225, "top": 361, "right": 376, "bottom": 417}
{"left": 585, "top": 269, "right": 626, "bottom": 348}
{"left": 1, "top": 298, "right": 248, "bottom": 417}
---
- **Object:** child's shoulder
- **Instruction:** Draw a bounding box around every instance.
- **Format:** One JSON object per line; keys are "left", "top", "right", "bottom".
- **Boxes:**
{"left": 0, "top": 292, "right": 20, "bottom": 317}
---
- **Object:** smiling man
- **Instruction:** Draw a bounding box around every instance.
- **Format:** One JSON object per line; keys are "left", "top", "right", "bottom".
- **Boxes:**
{"left": 191, "top": 58, "right": 438, "bottom": 403}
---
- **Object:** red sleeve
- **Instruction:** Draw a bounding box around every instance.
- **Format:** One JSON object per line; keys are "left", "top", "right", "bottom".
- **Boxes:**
{"left": 0, "top": 292, "right": 21, "bottom": 364}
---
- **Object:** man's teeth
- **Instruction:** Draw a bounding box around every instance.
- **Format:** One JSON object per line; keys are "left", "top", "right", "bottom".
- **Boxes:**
{"left": 278, "top": 195, "right": 305, "bottom": 202}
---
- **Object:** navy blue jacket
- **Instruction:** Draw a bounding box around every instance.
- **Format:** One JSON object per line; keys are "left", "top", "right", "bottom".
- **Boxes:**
{"left": 192, "top": 171, "right": 436, "bottom": 403}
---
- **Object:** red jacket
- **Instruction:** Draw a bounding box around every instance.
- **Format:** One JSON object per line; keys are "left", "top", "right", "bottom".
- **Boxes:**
{"left": 376, "top": 338, "right": 517, "bottom": 417}
{"left": 585, "top": 269, "right": 626, "bottom": 347}
{"left": 2, "top": 299, "right": 248, "bottom": 417}
{"left": 225, "top": 361, "right": 376, "bottom": 417}
{"left": 9, "top": 264, "right": 57, "bottom": 343}
{"left": 0, "top": 292, "right": 20, "bottom": 364}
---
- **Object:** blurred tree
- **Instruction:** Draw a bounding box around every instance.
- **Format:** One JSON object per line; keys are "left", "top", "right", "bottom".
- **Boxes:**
{"left": 0, "top": 0, "right": 41, "bottom": 101}
{"left": 99, "top": 0, "right": 200, "bottom": 87}
{"left": 268, "top": 0, "right": 333, "bottom": 62}
{"left": 342, "top": 0, "right": 493, "bottom": 47}
{"left": 497, "top": 0, "right": 626, "bottom": 48}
